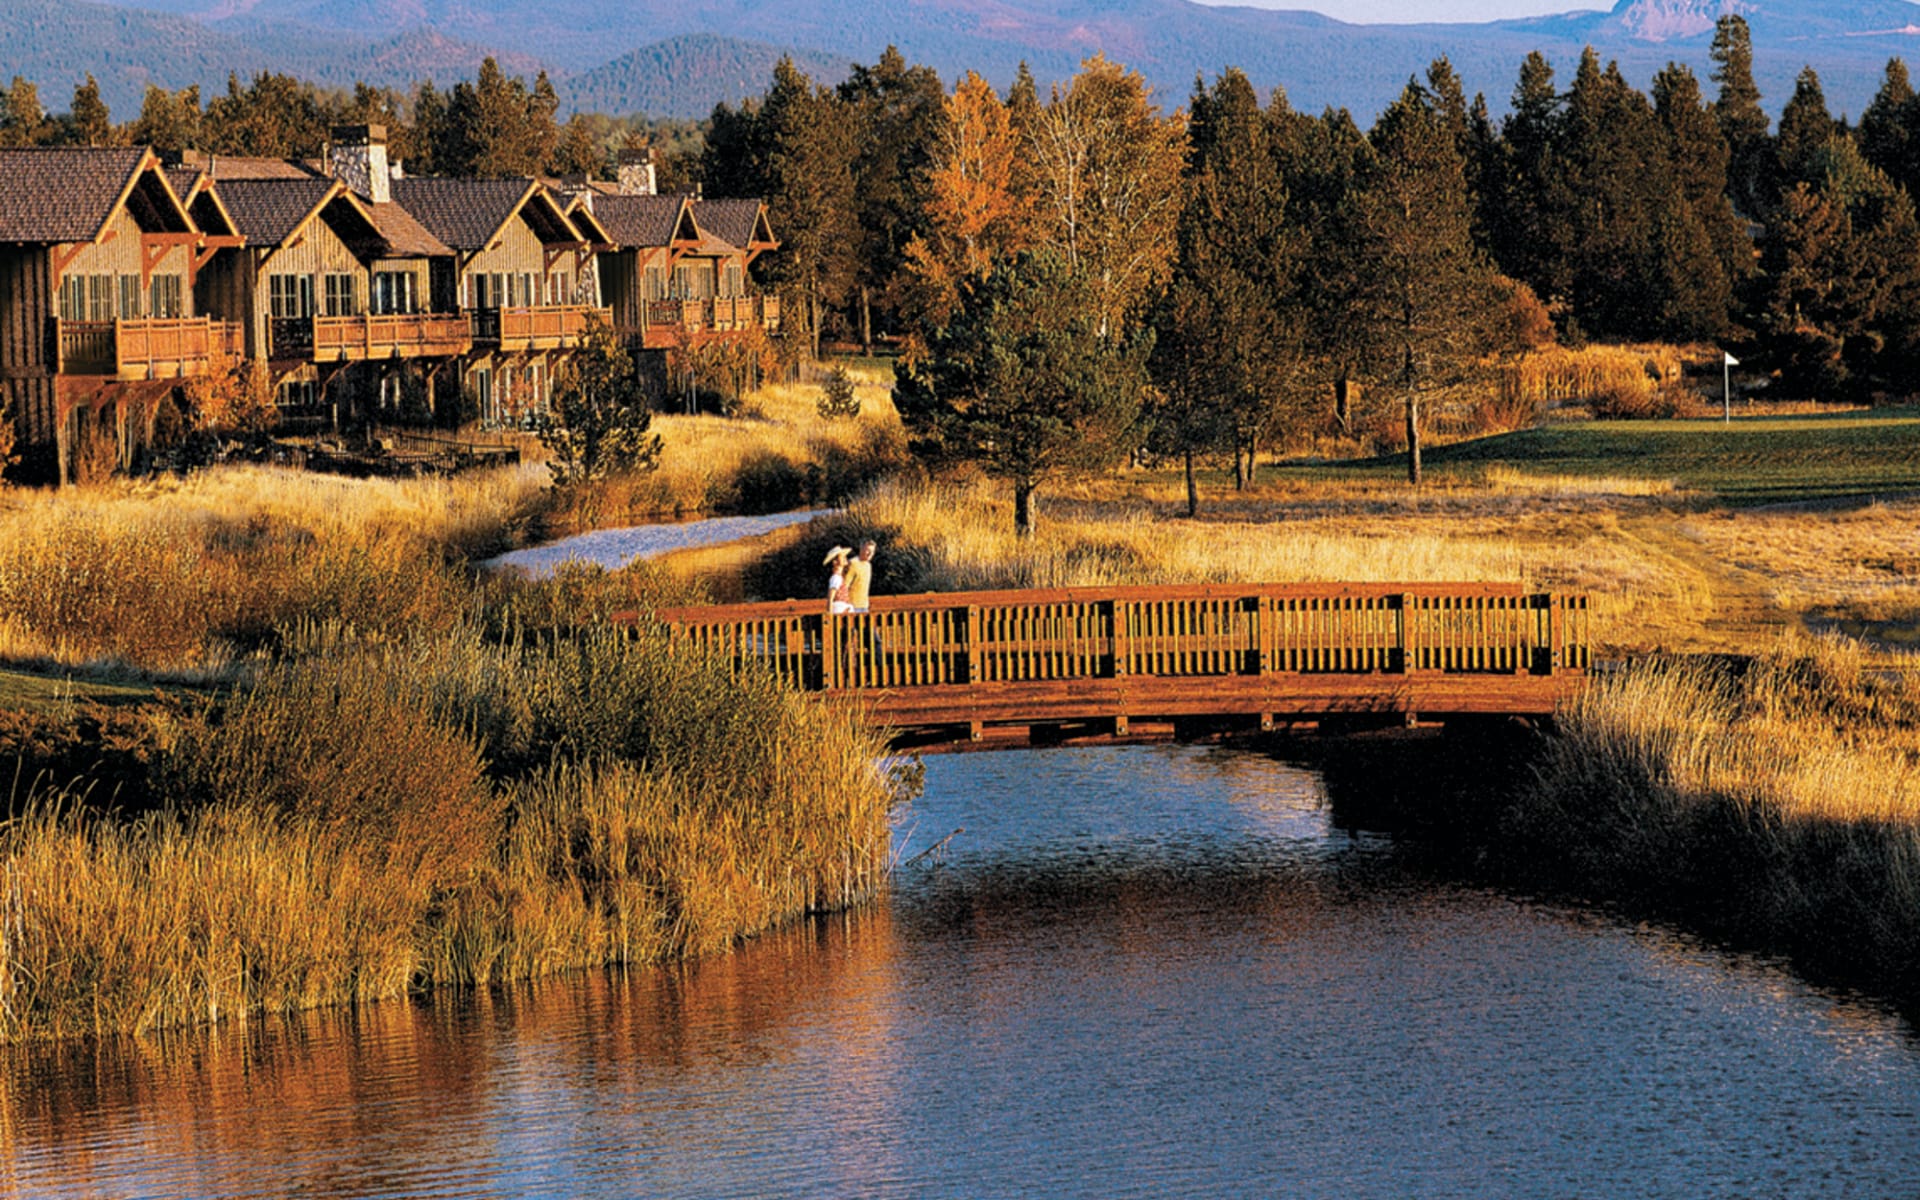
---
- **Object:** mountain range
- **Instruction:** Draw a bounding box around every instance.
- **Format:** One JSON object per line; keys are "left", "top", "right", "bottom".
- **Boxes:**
{"left": 8, "top": 0, "right": 1920, "bottom": 123}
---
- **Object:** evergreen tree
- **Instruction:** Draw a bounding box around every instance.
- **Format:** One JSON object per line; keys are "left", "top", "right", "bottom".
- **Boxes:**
{"left": 1711, "top": 14, "right": 1772, "bottom": 216}
{"left": 540, "top": 320, "right": 662, "bottom": 485}
{"left": 62, "top": 76, "right": 113, "bottom": 147}
{"left": 203, "top": 73, "right": 328, "bottom": 158}
{"left": 756, "top": 58, "right": 860, "bottom": 357}
{"left": 1776, "top": 67, "right": 1839, "bottom": 189}
{"left": 1858, "top": 59, "right": 1918, "bottom": 196}
{"left": 445, "top": 59, "right": 555, "bottom": 177}
{"left": 1754, "top": 137, "right": 1920, "bottom": 398}
{"left": 1350, "top": 80, "right": 1501, "bottom": 485}
{"left": 895, "top": 250, "right": 1150, "bottom": 534}
{"left": 0, "top": 77, "right": 46, "bottom": 147}
{"left": 1654, "top": 62, "right": 1750, "bottom": 314}
{"left": 1151, "top": 68, "right": 1304, "bottom": 508}
{"left": 409, "top": 80, "right": 449, "bottom": 177}
{"left": 838, "top": 47, "right": 946, "bottom": 353}
{"left": 549, "top": 116, "right": 605, "bottom": 177}
{"left": 1283, "top": 105, "right": 1375, "bottom": 434}
{"left": 126, "top": 85, "right": 201, "bottom": 155}
{"left": 1491, "top": 52, "right": 1572, "bottom": 311}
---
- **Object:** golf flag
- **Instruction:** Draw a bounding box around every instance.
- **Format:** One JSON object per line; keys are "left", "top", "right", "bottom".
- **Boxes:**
{"left": 1724, "top": 351, "right": 1739, "bottom": 366}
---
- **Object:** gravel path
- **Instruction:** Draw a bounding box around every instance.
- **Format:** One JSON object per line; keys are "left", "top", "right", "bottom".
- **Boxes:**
{"left": 483, "top": 510, "right": 832, "bottom": 578}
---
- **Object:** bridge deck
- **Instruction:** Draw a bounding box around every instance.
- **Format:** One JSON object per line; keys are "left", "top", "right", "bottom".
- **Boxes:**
{"left": 654, "top": 582, "right": 1590, "bottom": 750}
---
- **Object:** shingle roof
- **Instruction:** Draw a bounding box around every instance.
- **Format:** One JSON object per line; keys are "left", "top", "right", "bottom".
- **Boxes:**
{"left": 0, "top": 147, "right": 152, "bottom": 243}
{"left": 363, "top": 201, "right": 453, "bottom": 259}
{"left": 389, "top": 178, "right": 540, "bottom": 251}
{"left": 205, "top": 157, "right": 326, "bottom": 181}
{"left": 217, "top": 178, "right": 339, "bottom": 246}
{"left": 593, "top": 194, "right": 690, "bottom": 249}
{"left": 695, "top": 198, "right": 775, "bottom": 250}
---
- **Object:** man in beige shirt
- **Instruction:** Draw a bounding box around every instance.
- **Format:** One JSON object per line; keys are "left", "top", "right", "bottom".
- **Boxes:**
{"left": 846, "top": 540, "right": 876, "bottom": 612}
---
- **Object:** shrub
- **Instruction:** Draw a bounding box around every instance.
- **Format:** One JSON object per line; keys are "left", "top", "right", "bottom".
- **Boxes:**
{"left": 816, "top": 365, "right": 861, "bottom": 420}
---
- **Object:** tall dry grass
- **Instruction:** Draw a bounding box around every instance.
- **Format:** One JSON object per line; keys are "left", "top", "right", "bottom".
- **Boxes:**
{"left": 1498, "top": 344, "right": 1690, "bottom": 419}
{"left": 0, "top": 619, "right": 899, "bottom": 1043}
{"left": 538, "top": 371, "right": 908, "bottom": 531}
{"left": 1513, "top": 635, "right": 1920, "bottom": 990}
{"left": 0, "top": 464, "right": 545, "bottom": 673}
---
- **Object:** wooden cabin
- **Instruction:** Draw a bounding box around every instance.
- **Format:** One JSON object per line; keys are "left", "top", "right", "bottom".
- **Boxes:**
{"left": 198, "top": 140, "right": 468, "bottom": 427}
{"left": 588, "top": 189, "right": 781, "bottom": 354}
{"left": 390, "top": 175, "right": 609, "bottom": 427}
{"left": 0, "top": 146, "right": 242, "bottom": 481}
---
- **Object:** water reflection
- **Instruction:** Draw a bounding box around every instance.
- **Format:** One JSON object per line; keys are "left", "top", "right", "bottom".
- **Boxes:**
{"left": 6, "top": 745, "right": 1920, "bottom": 1198}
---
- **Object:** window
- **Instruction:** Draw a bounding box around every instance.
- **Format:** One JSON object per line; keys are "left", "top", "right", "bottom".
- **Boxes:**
{"left": 528, "top": 362, "right": 546, "bottom": 415}
{"left": 472, "top": 368, "right": 494, "bottom": 425}
{"left": 119, "top": 276, "right": 143, "bottom": 320}
{"left": 269, "top": 274, "right": 314, "bottom": 319}
{"left": 276, "top": 379, "right": 317, "bottom": 408}
{"left": 379, "top": 373, "right": 403, "bottom": 410}
{"left": 371, "top": 271, "right": 416, "bottom": 315}
{"left": 672, "top": 264, "right": 693, "bottom": 300}
{"left": 87, "top": 275, "right": 114, "bottom": 322}
{"left": 521, "top": 273, "right": 537, "bottom": 307}
{"left": 549, "top": 272, "right": 566, "bottom": 305}
{"left": 323, "top": 273, "right": 358, "bottom": 318}
{"left": 59, "top": 276, "right": 86, "bottom": 322}
{"left": 149, "top": 275, "right": 182, "bottom": 319}
{"left": 723, "top": 263, "right": 743, "bottom": 298}
{"left": 644, "top": 266, "right": 666, "bottom": 302}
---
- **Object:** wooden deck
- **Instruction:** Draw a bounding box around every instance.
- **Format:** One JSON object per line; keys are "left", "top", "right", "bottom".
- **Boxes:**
{"left": 654, "top": 583, "right": 1591, "bottom": 751}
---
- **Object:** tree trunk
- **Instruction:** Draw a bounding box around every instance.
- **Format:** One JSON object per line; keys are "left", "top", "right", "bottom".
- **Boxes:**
{"left": 860, "top": 285, "right": 873, "bottom": 356}
{"left": 1405, "top": 392, "right": 1422, "bottom": 486}
{"left": 808, "top": 292, "right": 822, "bottom": 360}
{"left": 1184, "top": 448, "right": 1198, "bottom": 517}
{"left": 1014, "top": 478, "right": 1037, "bottom": 536}
{"left": 1233, "top": 442, "right": 1248, "bottom": 490}
{"left": 1334, "top": 374, "right": 1357, "bottom": 434}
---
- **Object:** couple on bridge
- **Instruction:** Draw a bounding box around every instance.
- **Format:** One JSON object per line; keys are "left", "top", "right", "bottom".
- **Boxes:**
{"left": 825, "top": 541, "right": 876, "bottom": 615}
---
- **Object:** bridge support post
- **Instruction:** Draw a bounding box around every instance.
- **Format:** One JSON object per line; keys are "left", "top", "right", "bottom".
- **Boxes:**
{"left": 1547, "top": 593, "right": 1564, "bottom": 675}
{"left": 1114, "top": 714, "right": 1129, "bottom": 738}
{"left": 1110, "top": 599, "right": 1130, "bottom": 678}
{"left": 965, "top": 605, "right": 981, "bottom": 684}
{"left": 821, "top": 616, "right": 837, "bottom": 690}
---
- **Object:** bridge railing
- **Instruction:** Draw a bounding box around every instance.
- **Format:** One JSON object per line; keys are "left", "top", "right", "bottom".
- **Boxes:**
{"left": 653, "top": 583, "right": 1589, "bottom": 693}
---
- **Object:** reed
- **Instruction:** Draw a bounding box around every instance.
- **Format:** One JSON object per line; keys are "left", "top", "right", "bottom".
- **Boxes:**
{"left": 1511, "top": 635, "right": 1920, "bottom": 991}
{"left": 0, "top": 618, "right": 898, "bottom": 1043}
{"left": 1497, "top": 344, "right": 1688, "bottom": 418}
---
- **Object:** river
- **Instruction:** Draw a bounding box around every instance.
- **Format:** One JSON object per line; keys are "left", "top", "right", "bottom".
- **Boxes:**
{"left": 6, "top": 743, "right": 1919, "bottom": 1198}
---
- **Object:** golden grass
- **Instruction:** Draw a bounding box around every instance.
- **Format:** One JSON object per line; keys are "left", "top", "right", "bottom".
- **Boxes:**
{"left": 1498, "top": 343, "right": 1688, "bottom": 417}
{"left": 0, "top": 621, "right": 899, "bottom": 1043}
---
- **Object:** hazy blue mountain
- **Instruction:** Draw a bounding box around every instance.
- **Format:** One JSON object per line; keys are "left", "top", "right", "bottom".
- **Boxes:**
{"left": 24, "top": 0, "right": 1920, "bottom": 122}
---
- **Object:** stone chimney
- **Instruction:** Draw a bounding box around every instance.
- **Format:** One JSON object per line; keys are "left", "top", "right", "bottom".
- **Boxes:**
{"left": 617, "top": 148, "right": 656, "bottom": 197}
{"left": 329, "top": 123, "right": 390, "bottom": 205}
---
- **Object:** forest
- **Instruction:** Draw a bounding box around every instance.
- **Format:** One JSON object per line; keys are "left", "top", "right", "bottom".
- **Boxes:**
{"left": 5, "top": 13, "right": 1918, "bottom": 513}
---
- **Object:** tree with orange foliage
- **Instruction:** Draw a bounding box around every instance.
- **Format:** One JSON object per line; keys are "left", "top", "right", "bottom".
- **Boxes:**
{"left": 901, "top": 71, "right": 1034, "bottom": 337}
{"left": 182, "top": 348, "right": 276, "bottom": 436}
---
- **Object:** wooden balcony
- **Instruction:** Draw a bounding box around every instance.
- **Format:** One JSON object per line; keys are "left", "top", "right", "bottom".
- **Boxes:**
{"left": 271, "top": 314, "right": 472, "bottom": 362}
{"left": 314, "top": 313, "right": 472, "bottom": 361}
{"left": 54, "top": 318, "right": 244, "bottom": 380}
{"left": 630, "top": 294, "right": 782, "bottom": 350}
{"left": 470, "top": 305, "right": 611, "bottom": 352}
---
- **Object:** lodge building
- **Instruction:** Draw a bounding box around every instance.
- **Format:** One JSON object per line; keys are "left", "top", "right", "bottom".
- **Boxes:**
{"left": 0, "top": 126, "right": 781, "bottom": 483}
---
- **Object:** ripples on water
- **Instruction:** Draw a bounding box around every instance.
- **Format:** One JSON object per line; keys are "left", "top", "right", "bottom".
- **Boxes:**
{"left": 7, "top": 745, "right": 1920, "bottom": 1199}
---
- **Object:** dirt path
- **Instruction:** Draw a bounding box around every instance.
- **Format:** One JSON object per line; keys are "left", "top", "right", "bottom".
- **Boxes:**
{"left": 1613, "top": 510, "right": 1795, "bottom": 653}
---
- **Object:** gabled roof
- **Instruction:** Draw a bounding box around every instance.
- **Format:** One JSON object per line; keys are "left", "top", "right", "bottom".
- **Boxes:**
{"left": 592, "top": 194, "right": 699, "bottom": 250}
{"left": 217, "top": 177, "right": 342, "bottom": 246}
{"left": 0, "top": 147, "right": 192, "bottom": 244}
{"left": 390, "top": 178, "right": 586, "bottom": 252}
{"left": 166, "top": 167, "right": 241, "bottom": 239}
{"left": 695, "top": 198, "right": 778, "bottom": 253}
{"left": 362, "top": 201, "right": 453, "bottom": 260}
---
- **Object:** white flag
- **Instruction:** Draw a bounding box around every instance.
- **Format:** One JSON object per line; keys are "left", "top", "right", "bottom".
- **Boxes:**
{"left": 1724, "top": 351, "right": 1739, "bottom": 366}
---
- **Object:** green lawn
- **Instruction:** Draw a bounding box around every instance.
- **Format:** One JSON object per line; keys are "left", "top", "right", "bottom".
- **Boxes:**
{"left": 0, "top": 668, "right": 168, "bottom": 714}
{"left": 1425, "top": 408, "right": 1920, "bottom": 503}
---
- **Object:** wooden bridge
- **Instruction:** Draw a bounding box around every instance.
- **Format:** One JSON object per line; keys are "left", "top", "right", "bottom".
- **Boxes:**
{"left": 654, "top": 583, "right": 1591, "bottom": 752}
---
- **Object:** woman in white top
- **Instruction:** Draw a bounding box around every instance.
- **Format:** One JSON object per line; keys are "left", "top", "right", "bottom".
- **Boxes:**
{"left": 825, "top": 546, "right": 855, "bottom": 614}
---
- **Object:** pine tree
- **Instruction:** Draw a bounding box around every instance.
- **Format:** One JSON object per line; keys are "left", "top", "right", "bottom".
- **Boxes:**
{"left": 1712, "top": 14, "right": 1772, "bottom": 216}
{"left": 63, "top": 76, "right": 113, "bottom": 148}
{"left": 895, "top": 250, "right": 1151, "bottom": 535}
{"left": 127, "top": 85, "right": 201, "bottom": 155}
{"left": 1151, "top": 68, "right": 1303, "bottom": 508}
{"left": 409, "top": 80, "right": 449, "bottom": 177}
{"left": 1776, "top": 67, "right": 1838, "bottom": 189}
{"left": 203, "top": 73, "right": 328, "bottom": 158}
{"left": 1491, "top": 52, "right": 1572, "bottom": 310}
{"left": 1654, "top": 62, "right": 1750, "bottom": 311}
{"left": 1858, "top": 59, "right": 1918, "bottom": 196}
{"left": 1350, "top": 79, "right": 1501, "bottom": 485}
{"left": 540, "top": 320, "right": 662, "bottom": 485}
{"left": 445, "top": 59, "right": 553, "bottom": 178}
{"left": 0, "top": 77, "right": 46, "bottom": 148}
{"left": 838, "top": 47, "right": 946, "bottom": 353}
{"left": 753, "top": 58, "right": 860, "bottom": 358}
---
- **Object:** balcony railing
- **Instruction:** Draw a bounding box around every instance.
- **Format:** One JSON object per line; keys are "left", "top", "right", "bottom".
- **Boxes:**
{"left": 632, "top": 294, "right": 781, "bottom": 350}
{"left": 54, "top": 318, "right": 243, "bottom": 380}
{"left": 271, "top": 314, "right": 473, "bottom": 361}
{"left": 314, "top": 313, "right": 472, "bottom": 361}
{"left": 471, "top": 305, "right": 611, "bottom": 352}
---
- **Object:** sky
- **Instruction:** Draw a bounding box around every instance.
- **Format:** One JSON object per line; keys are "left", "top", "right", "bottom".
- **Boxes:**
{"left": 1191, "top": 0, "right": 1608, "bottom": 23}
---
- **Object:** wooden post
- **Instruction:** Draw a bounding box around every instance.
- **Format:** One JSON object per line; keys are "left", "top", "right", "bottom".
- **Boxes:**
{"left": 1397, "top": 593, "right": 1417, "bottom": 674}
{"left": 1110, "top": 599, "right": 1130, "bottom": 678}
{"left": 1547, "top": 594, "right": 1564, "bottom": 676}
{"left": 1256, "top": 595, "right": 1274, "bottom": 676}
{"left": 965, "top": 604, "right": 981, "bottom": 685}
{"left": 820, "top": 615, "right": 837, "bottom": 690}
